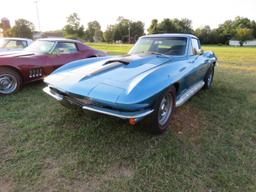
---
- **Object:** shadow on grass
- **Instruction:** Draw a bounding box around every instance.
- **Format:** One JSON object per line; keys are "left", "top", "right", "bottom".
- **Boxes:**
{"left": 1, "top": 76, "right": 255, "bottom": 191}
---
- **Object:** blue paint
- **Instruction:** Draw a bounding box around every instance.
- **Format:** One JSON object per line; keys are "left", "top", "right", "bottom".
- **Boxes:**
{"left": 44, "top": 34, "right": 217, "bottom": 120}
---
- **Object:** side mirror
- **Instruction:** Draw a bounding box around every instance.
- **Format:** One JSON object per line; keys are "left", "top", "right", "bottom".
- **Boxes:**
{"left": 198, "top": 49, "right": 204, "bottom": 55}
{"left": 192, "top": 48, "right": 204, "bottom": 56}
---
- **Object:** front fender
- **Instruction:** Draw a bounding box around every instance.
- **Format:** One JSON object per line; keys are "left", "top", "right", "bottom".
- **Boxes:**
{"left": 117, "top": 61, "right": 183, "bottom": 108}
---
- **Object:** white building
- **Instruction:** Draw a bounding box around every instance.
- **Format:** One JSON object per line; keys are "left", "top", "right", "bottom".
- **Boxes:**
{"left": 229, "top": 40, "right": 256, "bottom": 46}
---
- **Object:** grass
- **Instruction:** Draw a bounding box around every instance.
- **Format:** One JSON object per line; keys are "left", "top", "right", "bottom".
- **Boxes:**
{"left": 0, "top": 44, "right": 256, "bottom": 192}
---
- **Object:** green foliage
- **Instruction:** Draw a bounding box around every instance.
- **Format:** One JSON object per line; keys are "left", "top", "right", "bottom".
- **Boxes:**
{"left": 147, "top": 18, "right": 193, "bottom": 34}
{"left": 104, "top": 17, "right": 144, "bottom": 43}
{"left": 10, "top": 19, "right": 35, "bottom": 38}
{"left": 84, "top": 21, "right": 103, "bottom": 42}
{"left": 63, "top": 13, "right": 85, "bottom": 39}
{"left": 147, "top": 19, "right": 158, "bottom": 34}
{"left": 195, "top": 26, "right": 220, "bottom": 44}
{"left": 103, "top": 25, "right": 116, "bottom": 43}
{"left": 235, "top": 28, "right": 253, "bottom": 46}
{"left": 199, "top": 16, "right": 256, "bottom": 45}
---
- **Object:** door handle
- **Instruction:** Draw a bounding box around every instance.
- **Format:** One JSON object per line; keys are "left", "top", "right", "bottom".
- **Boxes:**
{"left": 204, "top": 59, "right": 210, "bottom": 63}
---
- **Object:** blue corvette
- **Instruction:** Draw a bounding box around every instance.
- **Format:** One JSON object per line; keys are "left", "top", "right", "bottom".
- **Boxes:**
{"left": 43, "top": 34, "right": 217, "bottom": 134}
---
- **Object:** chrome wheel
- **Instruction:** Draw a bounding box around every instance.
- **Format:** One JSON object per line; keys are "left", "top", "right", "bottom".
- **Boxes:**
{"left": 158, "top": 93, "right": 173, "bottom": 126}
{"left": 0, "top": 74, "right": 18, "bottom": 94}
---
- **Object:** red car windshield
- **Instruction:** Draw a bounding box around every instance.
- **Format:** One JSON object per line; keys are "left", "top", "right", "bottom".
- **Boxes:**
{"left": 0, "top": 39, "right": 8, "bottom": 48}
{"left": 25, "top": 40, "right": 55, "bottom": 54}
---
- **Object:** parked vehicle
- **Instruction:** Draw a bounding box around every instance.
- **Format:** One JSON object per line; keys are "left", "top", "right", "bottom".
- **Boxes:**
{"left": 0, "top": 38, "right": 106, "bottom": 94}
{"left": 0, "top": 37, "right": 32, "bottom": 52}
{"left": 43, "top": 34, "right": 217, "bottom": 134}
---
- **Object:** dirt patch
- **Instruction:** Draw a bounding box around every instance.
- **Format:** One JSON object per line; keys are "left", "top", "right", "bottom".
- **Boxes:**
{"left": 171, "top": 104, "right": 208, "bottom": 149}
{"left": 0, "top": 122, "right": 8, "bottom": 135}
{"left": 103, "top": 163, "right": 134, "bottom": 180}
{"left": 32, "top": 157, "right": 62, "bottom": 192}
{"left": 68, "top": 163, "right": 134, "bottom": 192}
{"left": 0, "top": 179, "right": 13, "bottom": 192}
{"left": 248, "top": 92, "right": 256, "bottom": 103}
{"left": 172, "top": 105, "right": 204, "bottom": 133}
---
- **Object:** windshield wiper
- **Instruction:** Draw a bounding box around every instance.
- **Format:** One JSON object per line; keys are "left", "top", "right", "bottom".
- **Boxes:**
{"left": 133, "top": 51, "right": 170, "bottom": 57}
{"left": 147, "top": 51, "right": 171, "bottom": 57}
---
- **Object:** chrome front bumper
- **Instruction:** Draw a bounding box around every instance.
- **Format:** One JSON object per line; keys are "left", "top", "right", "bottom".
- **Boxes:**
{"left": 43, "top": 86, "right": 153, "bottom": 120}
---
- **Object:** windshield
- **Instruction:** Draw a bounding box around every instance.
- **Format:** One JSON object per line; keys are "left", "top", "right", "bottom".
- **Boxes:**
{"left": 24, "top": 40, "right": 55, "bottom": 54}
{"left": 129, "top": 37, "right": 187, "bottom": 56}
{"left": 0, "top": 39, "right": 8, "bottom": 48}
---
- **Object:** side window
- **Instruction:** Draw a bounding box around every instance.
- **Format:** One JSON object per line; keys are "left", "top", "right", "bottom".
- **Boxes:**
{"left": 5, "top": 40, "right": 26, "bottom": 49}
{"left": 190, "top": 38, "right": 200, "bottom": 55}
{"left": 54, "top": 42, "right": 78, "bottom": 54}
{"left": 22, "top": 40, "right": 28, "bottom": 47}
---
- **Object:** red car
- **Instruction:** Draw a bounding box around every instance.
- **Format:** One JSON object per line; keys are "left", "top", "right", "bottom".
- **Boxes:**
{"left": 0, "top": 38, "right": 106, "bottom": 94}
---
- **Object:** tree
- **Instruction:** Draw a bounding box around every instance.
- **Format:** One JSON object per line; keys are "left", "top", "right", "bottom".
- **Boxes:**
{"left": 103, "top": 25, "right": 116, "bottom": 43}
{"left": 148, "top": 19, "right": 158, "bottom": 34}
{"left": 215, "top": 17, "right": 256, "bottom": 44}
{"left": 85, "top": 21, "right": 103, "bottom": 42}
{"left": 63, "top": 13, "right": 84, "bottom": 39}
{"left": 147, "top": 18, "right": 193, "bottom": 34}
{"left": 194, "top": 26, "right": 211, "bottom": 44}
{"left": 173, "top": 18, "right": 193, "bottom": 33}
{"left": 250, "top": 20, "right": 256, "bottom": 38}
{"left": 130, "top": 21, "right": 144, "bottom": 42}
{"left": 114, "top": 18, "right": 130, "bottom": 42}
{"left": 10, "top": 19, "right": 35, "bottom": 38}
{"left": 103, "top": 17, "right": 144, "bottom": 43}
{"left": 194, "top": 26, "right": 220, "bottom": 44}
{"left": 235, "top": 28, "right": 253, "bottom": 46}
{"left": 157, "top": 18, "right": 177, "bottom": 33}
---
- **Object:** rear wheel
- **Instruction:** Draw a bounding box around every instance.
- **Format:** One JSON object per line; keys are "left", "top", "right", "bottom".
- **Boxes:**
{"left": 0, "top": 68, "right": 22, "bottom": 95}
{"left": 144, "top": 86, "right": 176, "bottom": 134}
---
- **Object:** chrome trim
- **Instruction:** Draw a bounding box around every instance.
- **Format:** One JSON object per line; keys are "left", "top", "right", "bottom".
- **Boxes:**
{"left": 43, "top": 86, "right": 63, "bottom": 101}
{"left": 176, "top": 80, "right": 205, "bottom": 107}
{"left": 82, "top": 105, "right": 154, "bottom": 119}
{"left": 43, "top": 86, "right": 154, "bottom": 119}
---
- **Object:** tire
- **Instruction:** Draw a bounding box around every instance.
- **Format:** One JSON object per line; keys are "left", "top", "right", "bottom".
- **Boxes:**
{"left": 143, "top": 86, "right": 176, "bottom": 134}
{"left": 203, "top": 66, "right": 214, "bottom": 89}
{"left": 0, "top": 68, "right": 22, "bottom": 95}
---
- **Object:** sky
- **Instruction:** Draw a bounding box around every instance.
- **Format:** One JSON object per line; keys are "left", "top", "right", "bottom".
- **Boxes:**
{"left": 0, "top": 0, "right": 256, "bottom": 32}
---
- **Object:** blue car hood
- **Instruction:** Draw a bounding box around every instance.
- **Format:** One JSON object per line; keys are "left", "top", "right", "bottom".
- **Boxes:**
{"left": 45, "top": 54, "right": 172, "bottom": 104}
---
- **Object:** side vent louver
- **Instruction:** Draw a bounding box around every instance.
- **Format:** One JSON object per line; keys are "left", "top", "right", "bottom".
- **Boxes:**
{"left": 29, "top": 68, "right": 42, "bottom": 78}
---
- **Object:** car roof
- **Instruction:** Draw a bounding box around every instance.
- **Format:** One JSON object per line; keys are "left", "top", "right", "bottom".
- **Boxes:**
{"left": 141, "top": 33, "right": 198, "bottom": 39}
{"left": 37, "top": 38, "right": 82, "bottom": 43}
{"left": 1, "top": 37, "right": 32, "bottom": 41}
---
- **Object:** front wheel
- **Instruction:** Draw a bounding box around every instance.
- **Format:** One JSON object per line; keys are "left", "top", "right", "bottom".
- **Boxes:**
{"left": 143, "top": 86, "right": 176, "bottom": 134}
{"left": 204, "top": 66, "right": 214, "bottom": 89}
{"left": 0, "top": 68, "right": 22, "bottom": 95}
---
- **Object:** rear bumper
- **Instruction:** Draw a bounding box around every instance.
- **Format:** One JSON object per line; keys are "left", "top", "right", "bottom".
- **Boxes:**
{"left": 43, "top": 86, "right": 153, "bottom": 120}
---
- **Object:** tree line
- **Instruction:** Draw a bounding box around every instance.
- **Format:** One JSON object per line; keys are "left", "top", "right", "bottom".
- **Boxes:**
{"left": 63, "top": 14, "right": 144, "bottom": 43}
{"left": 1, "top": 13, "right": 256, "bottom": 46}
